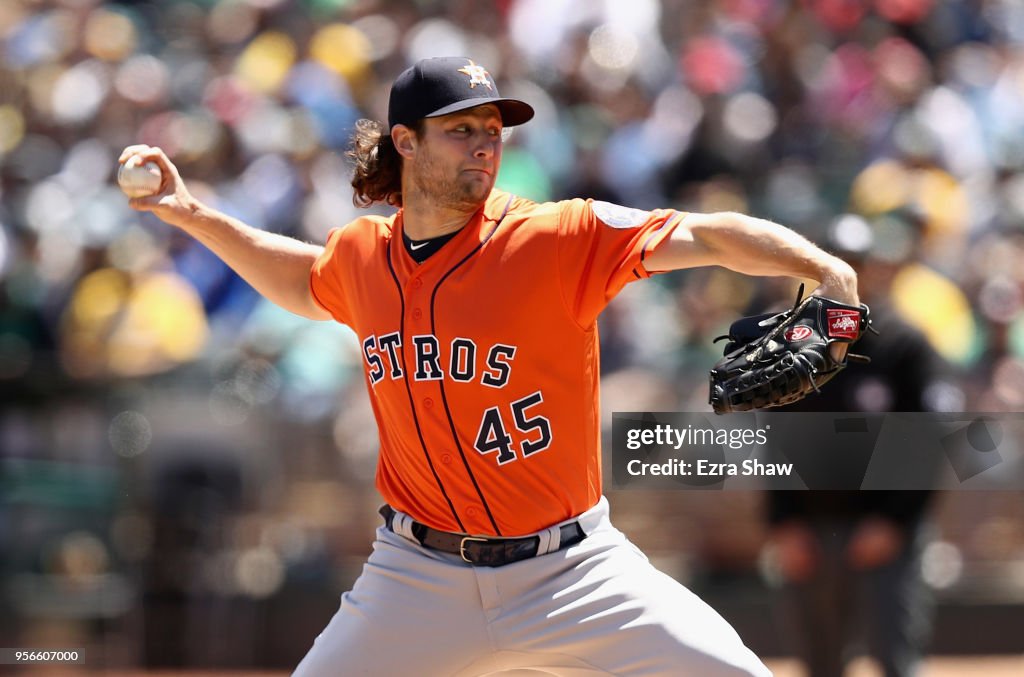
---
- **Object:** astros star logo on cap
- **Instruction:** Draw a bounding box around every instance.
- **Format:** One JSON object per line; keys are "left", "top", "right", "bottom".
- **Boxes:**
{"left": 457, "top": 60, "right": 492, "bottom": 89}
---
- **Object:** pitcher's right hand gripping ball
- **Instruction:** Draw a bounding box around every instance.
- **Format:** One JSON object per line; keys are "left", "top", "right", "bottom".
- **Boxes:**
{"left": 708, "top": 285, "right": 874, "bottom": 414}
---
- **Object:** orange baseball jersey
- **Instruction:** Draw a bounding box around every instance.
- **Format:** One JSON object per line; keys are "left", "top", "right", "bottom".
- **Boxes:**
{"left": 310, "top": 189, "right": 684, "bottom": 536}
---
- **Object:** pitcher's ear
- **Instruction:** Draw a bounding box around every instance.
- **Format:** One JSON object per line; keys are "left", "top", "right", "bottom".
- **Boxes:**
{"left": 392, "top": 125, "right": 417, "bottom": 159}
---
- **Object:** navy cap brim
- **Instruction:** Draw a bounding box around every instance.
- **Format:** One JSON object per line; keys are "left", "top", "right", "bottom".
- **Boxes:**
{"left": 423, "top": 98, "right": 535, "bottom": 127}
{"left": 388, "top": 57, "right": 536, "bottom": 129}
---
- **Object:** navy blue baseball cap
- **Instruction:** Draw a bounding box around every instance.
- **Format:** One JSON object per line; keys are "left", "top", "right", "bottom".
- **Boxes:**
{"left": 387, "top": 57, "right": 535, "bottom": 130}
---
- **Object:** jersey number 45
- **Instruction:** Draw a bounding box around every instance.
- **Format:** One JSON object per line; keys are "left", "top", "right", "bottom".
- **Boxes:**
{"left": 474, "top": 391, "right": 552, "bottom": 465}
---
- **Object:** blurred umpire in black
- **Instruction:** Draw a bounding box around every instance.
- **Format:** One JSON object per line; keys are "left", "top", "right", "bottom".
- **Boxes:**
{"left": 763, "top": 212, "right": 962, "bottom": 677}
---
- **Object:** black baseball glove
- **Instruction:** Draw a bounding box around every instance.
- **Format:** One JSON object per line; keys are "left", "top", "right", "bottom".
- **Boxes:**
{"left": 708, "top": 285, "right": 874, "bottom": 414}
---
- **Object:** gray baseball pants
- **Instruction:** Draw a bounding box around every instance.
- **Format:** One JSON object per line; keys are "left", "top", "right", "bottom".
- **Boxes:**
{"left": 293, "top": 497, "right": 771, "bottom": 676}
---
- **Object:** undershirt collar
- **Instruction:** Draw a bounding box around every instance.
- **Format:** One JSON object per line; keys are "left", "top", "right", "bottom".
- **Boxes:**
{"left": 403, "top": 230, "right": 459, "bottom": 263}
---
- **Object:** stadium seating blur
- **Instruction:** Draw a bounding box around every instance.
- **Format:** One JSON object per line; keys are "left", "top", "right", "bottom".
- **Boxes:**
{"left": 2, "top": 0, "right": 1022, "bottom": 670}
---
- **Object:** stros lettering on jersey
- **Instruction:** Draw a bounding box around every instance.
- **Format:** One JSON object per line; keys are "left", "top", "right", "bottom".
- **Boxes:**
{"left": 310, "top": 190, "right": 684, "bottom": 536}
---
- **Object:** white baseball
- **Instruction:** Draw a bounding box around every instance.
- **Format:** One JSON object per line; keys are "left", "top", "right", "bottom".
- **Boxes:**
{"left": 117, "top": 158, "right": 163, "bottom": 198}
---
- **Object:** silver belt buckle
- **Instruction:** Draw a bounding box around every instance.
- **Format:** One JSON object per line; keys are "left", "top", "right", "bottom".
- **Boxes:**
{"left": 459, "top": 536, "right": 489, "bottom": 563}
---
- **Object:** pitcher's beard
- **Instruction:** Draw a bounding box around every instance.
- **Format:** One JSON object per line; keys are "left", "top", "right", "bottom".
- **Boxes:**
{"left": 411, "top": 159, "right": 492, "bottom": 212}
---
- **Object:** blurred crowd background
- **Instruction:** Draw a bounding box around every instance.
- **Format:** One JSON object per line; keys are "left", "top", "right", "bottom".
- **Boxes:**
{"left": 2, "top": 0, "right": 1024, "bottom": 672}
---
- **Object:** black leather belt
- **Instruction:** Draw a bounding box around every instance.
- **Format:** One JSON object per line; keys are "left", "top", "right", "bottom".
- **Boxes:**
{"left": 379, "top": 505, "right": 585, "bottom": 567}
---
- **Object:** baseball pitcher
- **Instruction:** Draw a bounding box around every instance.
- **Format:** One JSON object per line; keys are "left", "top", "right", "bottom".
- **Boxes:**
{"left": 121, "top": 56, "right": 862, "bottom": 676}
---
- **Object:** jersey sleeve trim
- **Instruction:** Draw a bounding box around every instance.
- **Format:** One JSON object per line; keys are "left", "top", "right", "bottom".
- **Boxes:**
{"left": 632, "top": 211, "right": 685, "bottom": 279}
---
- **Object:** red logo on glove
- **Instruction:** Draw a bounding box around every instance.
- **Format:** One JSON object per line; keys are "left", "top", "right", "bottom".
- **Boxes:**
{"left": 784, "top": 326, "right": 813, "bottom": 341}
{"left": 827, "top": 309, "right": 861, "bottom": 339}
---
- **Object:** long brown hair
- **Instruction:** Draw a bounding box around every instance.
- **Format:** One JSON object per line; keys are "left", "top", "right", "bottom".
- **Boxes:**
{"left": 347, "top": 118, "right": 422, "bottom": 208}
